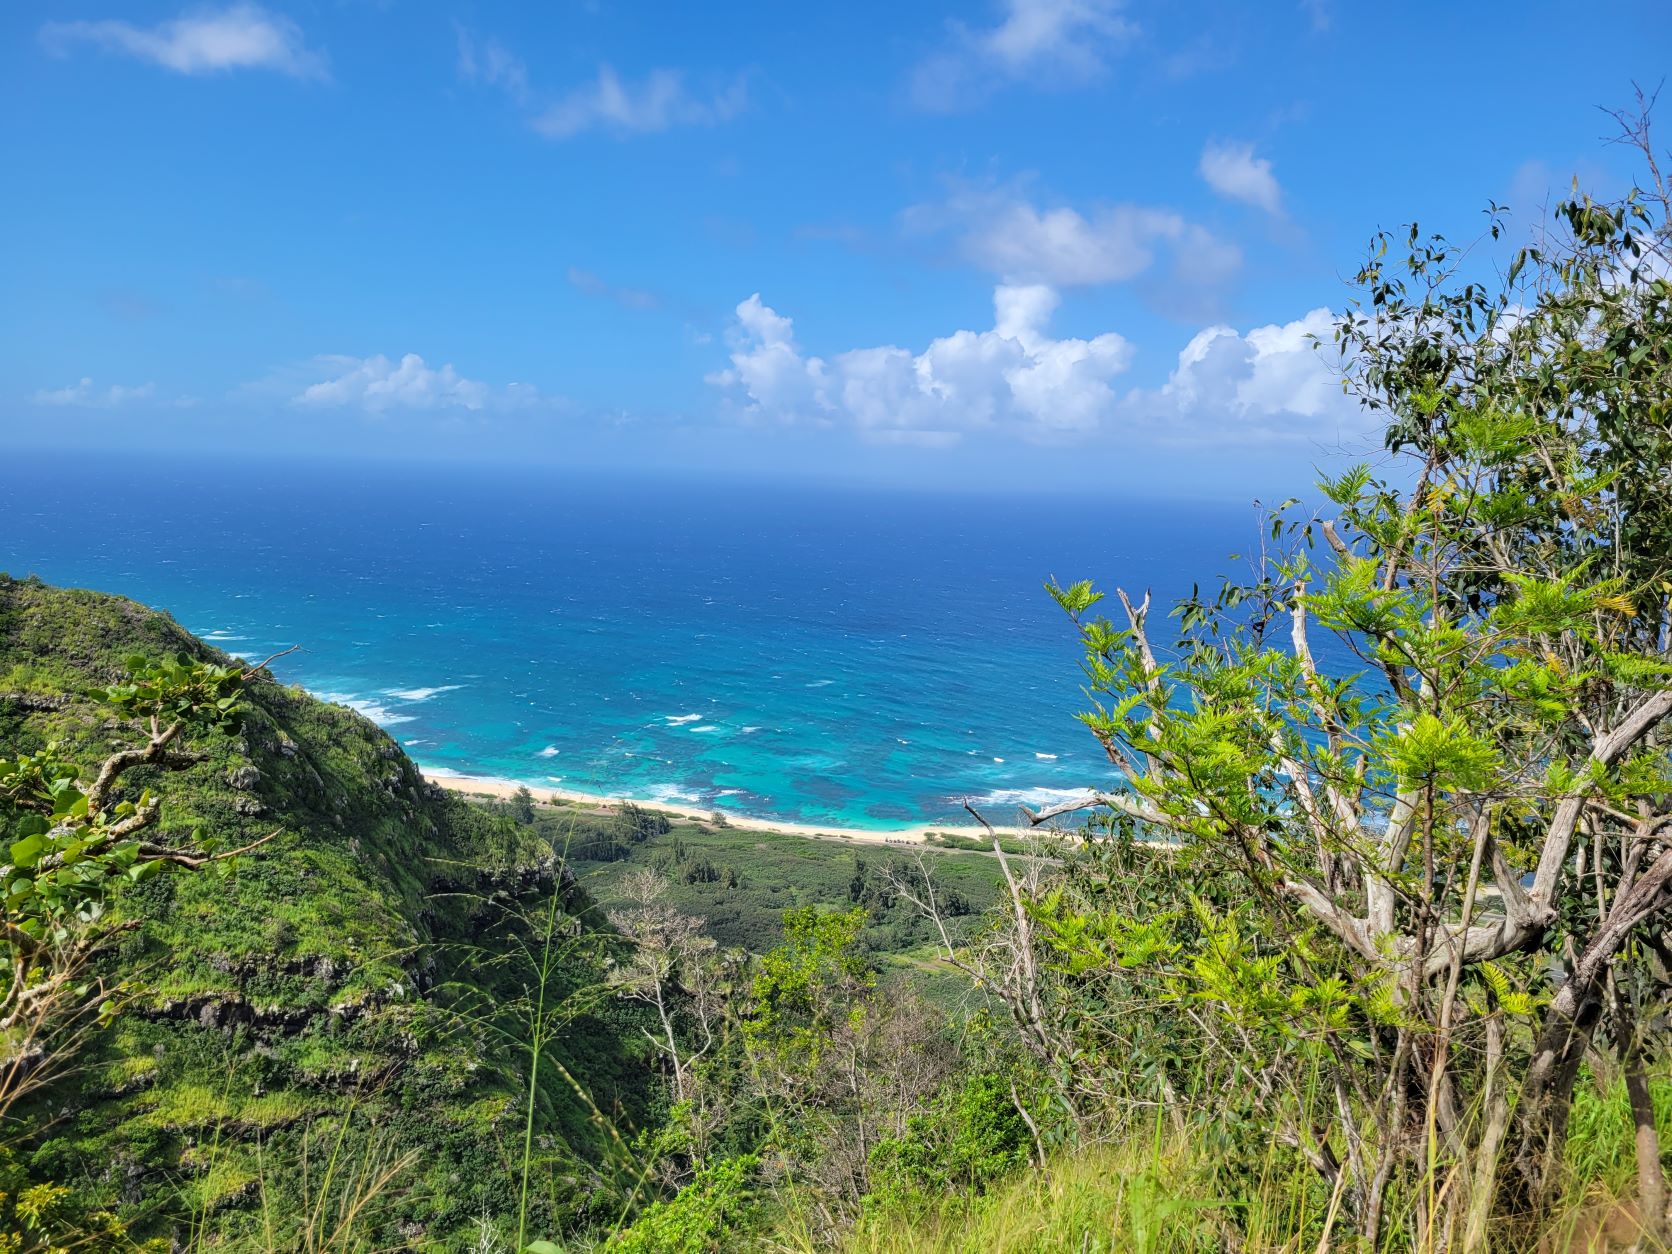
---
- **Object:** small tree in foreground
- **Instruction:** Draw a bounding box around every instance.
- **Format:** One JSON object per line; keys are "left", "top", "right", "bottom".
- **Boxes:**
{"left": 1030, "top": 127, "right": 1672, "bottom": 1244}
{"left": 1, "top": 648, "right": 289, "bottom": 1126}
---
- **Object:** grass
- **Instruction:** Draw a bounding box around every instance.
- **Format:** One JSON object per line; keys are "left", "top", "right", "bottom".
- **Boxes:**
{"left": 780, "top": 1105, "right": 1670, "bottom": 1254}
{"left": 0, "top": 576, "right": 649, "bottom": 1246}
{"left": 561, "top": 811, "right": 1005, "bottom": 956}
{"left": 807, "top": 1133, "right": 1265, "bottom": 1254}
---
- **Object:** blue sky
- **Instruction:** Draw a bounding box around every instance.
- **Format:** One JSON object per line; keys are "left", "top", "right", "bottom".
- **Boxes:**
{"left": 2, "top": 1, "right": 1667, "bottom": 495}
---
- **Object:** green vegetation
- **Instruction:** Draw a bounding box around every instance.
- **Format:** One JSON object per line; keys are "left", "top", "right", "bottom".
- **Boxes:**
{"left": 5, "top": 136, "right": 1672, "bottom": 1252}
{"left": 0, "top": 577, "right": 653, "bottom": 1248}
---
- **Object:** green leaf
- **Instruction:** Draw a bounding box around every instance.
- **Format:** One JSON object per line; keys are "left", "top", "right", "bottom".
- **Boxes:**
{"left": 522, "top": 1242, "right": 563, "bottom": 1254}
{"left": 11, "top": 833, "right": 46, "bottom": 869}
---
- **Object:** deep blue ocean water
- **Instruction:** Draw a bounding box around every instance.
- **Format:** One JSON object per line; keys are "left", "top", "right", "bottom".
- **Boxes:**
{"left": 0, "top": 456, "right": 1262, "bottom": 830}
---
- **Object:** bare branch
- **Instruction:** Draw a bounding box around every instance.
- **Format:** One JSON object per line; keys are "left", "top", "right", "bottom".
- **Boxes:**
{"left": 135, "top": 829, "right": 279, "bottom": 870}
{"left": 84, "top": 722, "right": 185, "bottom": 815}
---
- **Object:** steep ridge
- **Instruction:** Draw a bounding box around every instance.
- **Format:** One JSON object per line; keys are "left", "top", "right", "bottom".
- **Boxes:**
{"left": 0, "top": 575, "right": 651, "bottom": 1245}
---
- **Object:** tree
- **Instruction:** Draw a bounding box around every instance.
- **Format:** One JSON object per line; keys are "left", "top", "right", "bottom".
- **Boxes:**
{"left": 607, "top": 869, "right": 719, "bottom": 1103}
{"left": 1029, "top": 128, "right": 1672, "bottom": 1244}
{"left": 510, "top": 785, "right": 537, "bottom": 825}
{"left": 1, "top": 649, "right": 288, "bottom": 1124}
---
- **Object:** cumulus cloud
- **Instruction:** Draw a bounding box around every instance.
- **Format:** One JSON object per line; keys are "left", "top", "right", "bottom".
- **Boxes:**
{"left": 41, "top": 4, "right": 326, "bottom": 79}
{"left": 32, "top": 378, "right": 157, "bottom": 408}
{"left": 707, "top": 285, "right": 1134, "bottom": 445}
{"left": 293, "top": 354, "right": 542, "bottom": 414}
{"left": 532, "top": 66, "right": 748, "bottom": 139}
{"left": 911, "top": 0, "right": 1135, "bottom": 112}
{"left": 911, "top": 183, "right": 1241, "bottom": 290}
{"left": 1125, "top": 307, "right": 1368, "bottom": 443}
{"left": 709, "top": 293, "right": 1368, "bottom": 449}
{"left": 1199, "top": 140, "right": 1283, "bottom": 215}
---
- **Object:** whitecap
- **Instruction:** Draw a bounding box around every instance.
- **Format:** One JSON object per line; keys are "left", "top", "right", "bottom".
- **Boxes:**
{"left": 993, "top": 757, "right": 1005, "bottom": 764}
{"left": 664, "top": 713, "right": 703, "bottom": 726}
{"left": 1035, "top": 752, "right": 1058, "bottom": 761}
{"left": 805, "top": 679, "right": 835, "bottom": 688}
{"left": 691, "top": 725, "right": 720, "bottom": 734}
{"left": 967, "top": 786, "right": 1088, "bottom": 809}
{"left": 321, "top": 692, "right": 417, "bottom": 727}
{"left": 385, "top": 684, "right": 463, "bottom": 702}
{"left": 741, "top": 726, "right": 762, "bottom": 734}
{"left": 199, "top": 630, "right": 248, "bottom": 641}
{"left": 537, "top": 746, "right": 560, "bottom": 758}
{"left": 644, "top": 783, "right": 701, "bottom": 805}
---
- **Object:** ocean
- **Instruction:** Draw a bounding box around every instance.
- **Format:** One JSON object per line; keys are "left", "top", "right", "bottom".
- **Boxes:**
{"left": 1, "top": 455, "right": 1261, "bottom": 830}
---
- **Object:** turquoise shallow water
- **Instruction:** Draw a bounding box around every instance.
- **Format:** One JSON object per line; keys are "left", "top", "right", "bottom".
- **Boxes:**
{"left": 1, "top": 456, "right": 1257, "bottom": 829}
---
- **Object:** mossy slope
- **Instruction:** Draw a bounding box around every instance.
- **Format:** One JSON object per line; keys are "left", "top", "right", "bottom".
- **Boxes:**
{"left": 0, "top": 575, "right": 650, "bottom": 1246}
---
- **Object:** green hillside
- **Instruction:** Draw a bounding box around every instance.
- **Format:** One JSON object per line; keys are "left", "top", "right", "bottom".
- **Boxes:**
{"left": 0, "top": 574, "right": 653, "bottom": 1247}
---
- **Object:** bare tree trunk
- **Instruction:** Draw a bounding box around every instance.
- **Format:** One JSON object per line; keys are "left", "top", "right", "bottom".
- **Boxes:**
{"left": 653, "top": 982, "right": 685, "bottom": 1103}
{"left": 1365, "top": 1030, "right": 1412, "bottom": 1245}
{"left": 1514, "top": 846, "right": 1672, "bottom": 1209}
{"left": 1623, "top": 1038, "right": 1666, "bottom": 1241}
{"left": 1463, "top": 1015, "right": 1509, "bottom": 1252}
{"left": 1514, "top": 974, "right": 1604, "bottom": 1212}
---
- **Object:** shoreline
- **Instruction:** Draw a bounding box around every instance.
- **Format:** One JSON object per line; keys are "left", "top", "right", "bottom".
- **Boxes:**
{"left": 421, "top": 767, "right": 1036, "bottom": 848}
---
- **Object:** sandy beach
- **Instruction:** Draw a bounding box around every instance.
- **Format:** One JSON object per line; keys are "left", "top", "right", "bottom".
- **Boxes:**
{"left": 422, "top": 767, "right": 1034, "bottom": 848}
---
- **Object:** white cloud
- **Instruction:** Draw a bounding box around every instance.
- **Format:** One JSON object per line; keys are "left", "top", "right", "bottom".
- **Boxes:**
{"left": 532, "top": 66, "right": 748, "bottom": 139}
{"left": 1125, "top": 307, "right": 1368, "bottom": 443}
{"left": 293, "top": 354, "right": 543, "bottom": 414}
{"left": 706, "top": 295, "right": 829, "bottom": 421}
{"left": 456, "top": 27, "right": 530, "bottom": 107}
{"left": 32, "top": 378, "right": 156, "bottom": 408}
{"left": 911, "top": 0, "right": 1135, "bottom": 112}
{"left": 456, "top": 29, "right": 748, "bottom": 142}
{"left": 710, "top": 293, "right": 1369, "bottom": 449}
{"left": 913, "top": 183, "right": 1241, "bottom": 290}
{"left": 41, "top": 4, "right": 326, "bottom": 79}
{"left": 1199, "top": 140, "right": 1283, "bottom": 215}
{"left": 708, "top": 285, "right": 1134, "bottom": 444}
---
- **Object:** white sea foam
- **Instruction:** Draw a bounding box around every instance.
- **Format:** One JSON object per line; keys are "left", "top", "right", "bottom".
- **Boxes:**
{"left": 537, "top": 746, "right": 560, "bottom": 757}
{"left": 644, "top": 783, "right": 701, "bottom": 804}
{"left": 664, "top": 713, "right": 703, "bottom": 725}
{"left": 321, "top": 692, "right": 417, "bottom": 727}
{"left": 385, "top": 684, "right": 463, "bottom": 702}
{"left": 1034, "top": 752, "right": 1058, "bottom": 761}
{"left": 741, "top": 726, "right": 762, "bottom": 734}
{"left": 805, "top": 679, "right": 834, "bottom": 688}
{"left": 993, "top": 757, "right": 1005, "bottom": 764}
{"left": 199, "top": 630, "right": 248, "bottom": 641}
{"left": 692, "top": 725, "right": 720, "bottom": 734}
{"left": 968, "top": 786, "right": 1088, "bottom": 809}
